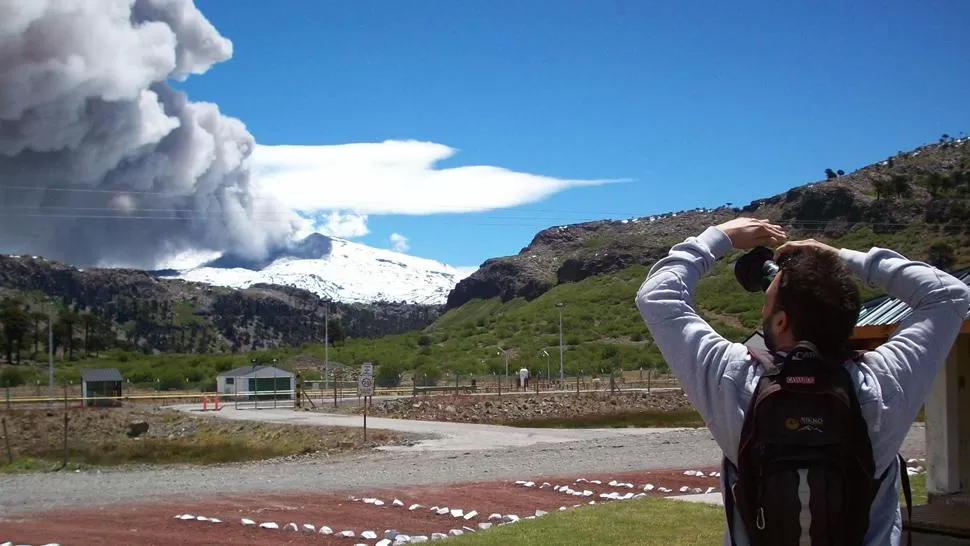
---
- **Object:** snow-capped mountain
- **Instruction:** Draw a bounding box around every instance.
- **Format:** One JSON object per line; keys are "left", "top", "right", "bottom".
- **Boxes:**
{"left": 158, "top": 234, "right": 475, "bottom": 305}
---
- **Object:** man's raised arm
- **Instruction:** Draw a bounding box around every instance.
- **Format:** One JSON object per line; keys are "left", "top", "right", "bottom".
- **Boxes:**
{"left": 636, "top": 218, "right": 786, "bottom": 447}
{"left": 839, "top": 245, "right": 970, "bottom": 424}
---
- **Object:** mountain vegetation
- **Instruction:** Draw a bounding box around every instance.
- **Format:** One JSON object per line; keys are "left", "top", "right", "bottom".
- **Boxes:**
{"left": 0, "top": 258, "right": 439, "bottom": 371}
{"left": 1, "top": 134, "right": 968, "bottom": 390}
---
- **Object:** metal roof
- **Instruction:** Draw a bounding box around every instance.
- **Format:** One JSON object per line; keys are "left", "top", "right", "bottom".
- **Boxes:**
{"left": 856, "top": 267, "right": 970, "bottom": 327}
{"left": 217, "top": 365, "right": 293, "bottom": 378}
{"left": 79, "top": 368, "right": 123, "bottom": 382}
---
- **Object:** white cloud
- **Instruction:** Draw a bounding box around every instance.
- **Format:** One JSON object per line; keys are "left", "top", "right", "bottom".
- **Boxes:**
{"left": 389, "top": 232, "right": 409, "bottom": 253}
{"left": 252, "top": 140, "right": 629, "bottom": 216}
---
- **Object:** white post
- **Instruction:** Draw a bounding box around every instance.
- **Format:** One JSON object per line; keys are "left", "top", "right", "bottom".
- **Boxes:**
{"left": 48, "top": 302, "right": 54, "bottom": 397}
{"left": 557, "top": 302, "right": 565, "bottom": 388}
{"left": 926, "top": 336, "right": 963, "bottom": 499}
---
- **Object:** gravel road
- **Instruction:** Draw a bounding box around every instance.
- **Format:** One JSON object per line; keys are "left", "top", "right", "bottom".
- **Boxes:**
{"left": 198, "top": 406, "right": 688, "bottom": 451}
{"left": 0, "top": 409, "right": 926, "bottom": 517}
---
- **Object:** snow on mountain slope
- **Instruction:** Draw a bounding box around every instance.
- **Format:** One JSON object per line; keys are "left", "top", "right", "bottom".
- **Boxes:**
{"left": 163, "top": 234, "right": 474, "bottom": 305}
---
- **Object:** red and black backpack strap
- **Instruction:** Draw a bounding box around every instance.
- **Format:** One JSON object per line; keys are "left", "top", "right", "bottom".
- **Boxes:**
{"left": 726, "top": 346, "right": 781, "bottom": 545}
{"left": 746, "top": 346, "right": 781, "bottom": 377}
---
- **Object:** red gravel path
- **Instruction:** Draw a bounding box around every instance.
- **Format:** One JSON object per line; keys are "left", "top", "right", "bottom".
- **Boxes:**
{"left": 0, "top": 467, "right": 723, "bottom": 545}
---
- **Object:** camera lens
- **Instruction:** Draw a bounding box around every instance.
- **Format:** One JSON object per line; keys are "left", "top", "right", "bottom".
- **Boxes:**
{"left": 760, "top": 260, "right": 780, "bottom": 291}
{"left": 733, "top": 246, "right": 779, "bottom": 293}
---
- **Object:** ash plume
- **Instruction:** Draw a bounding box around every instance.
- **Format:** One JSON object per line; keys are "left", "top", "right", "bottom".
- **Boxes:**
{"left": 0, "top": 0, "right": 302, "bottom": 268}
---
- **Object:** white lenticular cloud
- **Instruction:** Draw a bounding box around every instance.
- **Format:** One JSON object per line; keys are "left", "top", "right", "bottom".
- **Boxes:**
{"left": 389, "top": 232, "right": 409, "bottom": 253}
{"left": 253, "top": 141, "right": 629, "bottom": 215}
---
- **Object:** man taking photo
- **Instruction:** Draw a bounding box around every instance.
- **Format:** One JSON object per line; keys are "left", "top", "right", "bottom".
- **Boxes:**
{"left": 636, "top": 217, "right": 970, "bottom": 545}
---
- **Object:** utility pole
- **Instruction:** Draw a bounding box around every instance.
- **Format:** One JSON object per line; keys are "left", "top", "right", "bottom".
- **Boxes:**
{"left": 556, "top": 302, "right": 565, "bottom": 388}
{"left": 48, "top": 300, "right": 54, "bottom": 398}
{"left": 251, "top": 358, "right": 258, "bottom": 409}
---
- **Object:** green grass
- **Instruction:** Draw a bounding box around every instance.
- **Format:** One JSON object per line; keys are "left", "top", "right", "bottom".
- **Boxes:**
{"left": 24, "top": 437, "right": 317, "bottom": 467}
{"left": 0, "top": 457, "right": 84, "bottom": 474}
{"left": 905, "top": 472, "right": 927, "bottom": 506}
{"left": 450, "top": 496, "right": 725, "bottom": 546}
{"left": 504, "top": 409, "right": 707, "bottom": 429}
{"left": 0, "top": 438, "right": 316, "bottom": 471}
{"left": 447, "top": 473, "right": 927, "bottom": 546}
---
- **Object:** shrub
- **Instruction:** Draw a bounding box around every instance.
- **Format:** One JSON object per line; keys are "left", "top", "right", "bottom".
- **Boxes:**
{"left": 0, "top": 366, "right": 27, "bottom": 387}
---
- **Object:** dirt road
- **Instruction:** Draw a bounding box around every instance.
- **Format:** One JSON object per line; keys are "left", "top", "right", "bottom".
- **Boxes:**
{"left": 188, "top": 405, "right": 688, "bottom": 451}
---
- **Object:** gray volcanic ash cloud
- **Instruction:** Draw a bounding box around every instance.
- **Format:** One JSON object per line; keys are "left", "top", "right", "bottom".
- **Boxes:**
{"left": 0, "top": 0, "right": 302, "bottom": 268}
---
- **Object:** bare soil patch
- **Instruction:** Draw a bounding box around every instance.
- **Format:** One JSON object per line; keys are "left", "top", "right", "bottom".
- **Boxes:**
{"left": 0, "top": 466, "right": 723, "bottom": 545}
{"left": 0, "top": 406, "right": 409, "bottom": 471}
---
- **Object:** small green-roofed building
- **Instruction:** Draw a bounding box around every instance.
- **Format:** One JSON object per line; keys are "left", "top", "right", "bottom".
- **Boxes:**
{"left": 216, "top": 364, "right": 293, "bottom": 401}
{"left": 79, "top": 368, "right": 123, "bottom": 407}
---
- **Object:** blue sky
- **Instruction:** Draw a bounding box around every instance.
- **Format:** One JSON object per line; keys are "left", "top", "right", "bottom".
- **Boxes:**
{"left": 182, "top": 0, "right": 970, "bottom": 270}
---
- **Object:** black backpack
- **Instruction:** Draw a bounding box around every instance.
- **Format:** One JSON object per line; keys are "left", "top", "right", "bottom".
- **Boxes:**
{"left": 724, "top": 341, "right": 913, "bottom": 546}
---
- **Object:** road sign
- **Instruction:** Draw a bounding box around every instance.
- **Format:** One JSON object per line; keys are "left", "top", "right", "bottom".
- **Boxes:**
{"left": 359, "top": 362, "right": 374, "bottom": 396}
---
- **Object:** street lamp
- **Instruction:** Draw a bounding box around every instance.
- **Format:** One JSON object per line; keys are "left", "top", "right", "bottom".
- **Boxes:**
{"left": 250, "top": 358, "right": 257, "bottom": 408}
{"left": 497, "top": 349, "right": 510, "bottom": 388}
{"left": 272, "top": 358, "right": 278, "bottom": 408}
{"left": 556, "top": 302, "right": 565, "bottom": 387}
{"left": 46, "top": 298, "right": 54, "bottom": 398}
{"left": 541, "top": 349, "right": 550, "bottom": 389}
{"left": 323, "top": 300, "right": 330, "bottom": 392}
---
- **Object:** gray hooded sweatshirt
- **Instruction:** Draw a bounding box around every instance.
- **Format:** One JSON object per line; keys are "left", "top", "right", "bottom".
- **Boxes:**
{"left": 635, "top": 226, "right": 970, "bottom": 545}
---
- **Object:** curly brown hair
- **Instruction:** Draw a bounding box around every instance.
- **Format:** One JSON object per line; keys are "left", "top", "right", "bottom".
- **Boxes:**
{"left": 773, "top": 248, "right": 861, "bottom": 357}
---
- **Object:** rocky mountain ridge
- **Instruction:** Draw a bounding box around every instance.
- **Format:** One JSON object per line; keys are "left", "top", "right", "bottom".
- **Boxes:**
{"left": 448, "top": 135, "right": 970, "bottom": 309}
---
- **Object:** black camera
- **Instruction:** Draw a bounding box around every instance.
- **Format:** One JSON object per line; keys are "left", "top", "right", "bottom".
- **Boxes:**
{"left": 733, "top": 246, "right": 789, "bottom": 293}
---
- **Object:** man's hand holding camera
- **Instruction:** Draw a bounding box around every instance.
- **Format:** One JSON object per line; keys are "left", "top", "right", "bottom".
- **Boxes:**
{"left": 715, "top": 217, "right": 788, "bottom": 250}
{"left": 773, "top": 238, "right": 839, "bottom": 261}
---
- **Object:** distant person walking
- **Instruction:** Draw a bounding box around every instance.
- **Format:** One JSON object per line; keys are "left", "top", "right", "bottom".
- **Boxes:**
{"left": 636, "top": 217, "right": 970, "bottom": 545}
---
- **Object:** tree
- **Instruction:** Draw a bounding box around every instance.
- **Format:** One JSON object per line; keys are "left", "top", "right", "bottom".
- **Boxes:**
{"left": 0, "top": 298, "right": 29, "bottom": 364}
{"left": 56, "top": 308, "right": 78, "bottom": 360}
{"left": 836, "top": 169, "right": 845, "bottom": 176}
{"left": 414, "top": 362, "right": 440, "bottom": 386}
{"left": 922, "top": 172, "right": 946, "bottom": 198}
{"left": 29, "top": 310, "right": 46, "bottom": 355}
{"left": 327, "top": 319, "right": 346, "bottom": 346}
{"left": 927, "top": 243, "right": 957, "bottom": 272}
{"left": 375, "top": 362, "right": 403, "bottom": 388}
{"left": 955, "top": 171, "right": 970, "bottom": 196}
{"left": 825, "top": 168, "right": 838, "bottom": 180}
{"left": 79, "top": 312, "right": 98, "bottom": 356}
{"left": 889, "top": 175, "right": 911, "bottom": 198}
{"left": 872, "top": 179, "right": 890, "bottom": 199}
